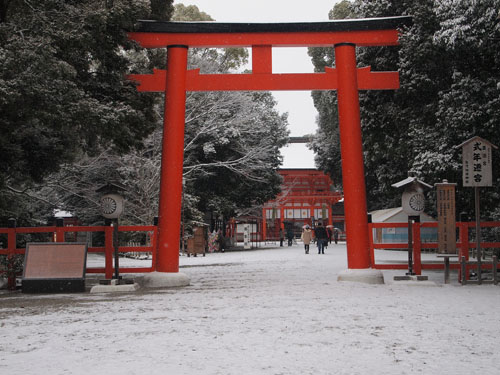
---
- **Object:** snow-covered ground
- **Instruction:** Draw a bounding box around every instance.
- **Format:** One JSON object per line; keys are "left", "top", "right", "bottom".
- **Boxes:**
{"left": 1, "top": 242, "right": 500, "bottom": 374}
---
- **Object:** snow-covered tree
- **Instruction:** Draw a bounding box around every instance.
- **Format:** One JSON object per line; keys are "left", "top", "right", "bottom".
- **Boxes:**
{"left": 0, "top": 0, "right": 171, "bottom": 224}
{"left": 311, "top": 0, "right": 500, "bottom": 218}
{"left": 25, "top": 3, "right": 288, "bottom": 228}
{"left": 429, "top": 0, "right": 500, "bottom": 217}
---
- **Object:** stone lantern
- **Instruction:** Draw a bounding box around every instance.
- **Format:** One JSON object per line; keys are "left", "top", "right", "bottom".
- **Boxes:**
{"left": 392, "top": 175, "right": 432, "bottom": 216}
{"left": 392, "top": 174, "right": 432, "bottom": 276}
{"left": 96, "top": 183, "right": 126, "bottom": 281}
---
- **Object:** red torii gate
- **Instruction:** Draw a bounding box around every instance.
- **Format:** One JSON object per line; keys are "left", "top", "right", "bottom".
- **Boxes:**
{"left": 128, "top": 16, "right": 411, "bottom": 278}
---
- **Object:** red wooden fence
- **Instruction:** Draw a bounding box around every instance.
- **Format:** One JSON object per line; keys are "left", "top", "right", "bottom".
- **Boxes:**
{"left": 0, "top": 224, "right": 157, "bottom": 288}
{"left": 368, "top": 221, "right": 500, "bottom": 280}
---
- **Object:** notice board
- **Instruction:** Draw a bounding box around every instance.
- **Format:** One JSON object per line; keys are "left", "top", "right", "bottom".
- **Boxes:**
{"left": 436, "top": 183, "right": 457, "bottom": 254}
{"left": 22, "top": 243, "right": 87, "bottom": 293}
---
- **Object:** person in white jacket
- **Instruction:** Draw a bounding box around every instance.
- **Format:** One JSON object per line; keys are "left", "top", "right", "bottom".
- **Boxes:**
{"left": 301, "top": 225, "right": 313, "bottom": 254}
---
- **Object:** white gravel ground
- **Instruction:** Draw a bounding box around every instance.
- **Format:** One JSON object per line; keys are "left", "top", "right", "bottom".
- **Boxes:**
{"left": 1, "top": 242, "right": 499, "bottom": 375}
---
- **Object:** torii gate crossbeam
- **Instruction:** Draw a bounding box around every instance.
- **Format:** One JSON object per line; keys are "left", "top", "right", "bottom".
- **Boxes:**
{"left": 127, "top": 16, "right": 412, "bottom": 277}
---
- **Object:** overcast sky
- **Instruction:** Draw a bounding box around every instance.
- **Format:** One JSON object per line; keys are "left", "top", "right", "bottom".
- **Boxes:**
{"left": 176, "top": 0, "right": 341, "bottom": 168}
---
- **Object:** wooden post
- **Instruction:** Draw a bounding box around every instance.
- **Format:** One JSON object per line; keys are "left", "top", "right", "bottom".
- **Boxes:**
{"left": 459, "top": 215, "right": 470, "bottom": 281}
{"left": 335, "top": 43, "right": 370, "bottom": 269}
{"left": 406, "top": 216, "right": 414, "bottom": 275}
{"left": 156, "top": 45, "right": 188, "bottom": 273}
{"left": 474, "top": 186, "right": 482, "bottom": 284}
{"left": 7, "top": 218, "right": 16, "bottom": 290}
{"left": 104, "top": 220, "right": 114, "bottom": 279}
{"left": 55, "top": 217, "right": 65, "bottom": 243}
{"left": 444, "top": 256, "right": 451, "bottom": 284}
{"left": 367, "top": 214, "right": 375, "bottom": 267}
{"left": 461, "top": 256, "right": 467, "bottom": 285}
{"left": 493, "top": 256, "right": 498, "bottom": 285}
{"left": 262, "top": 207, "right": 267, "bottom": 242}
{"left": 412, "top": 216, "right": 422, "bottom": 275}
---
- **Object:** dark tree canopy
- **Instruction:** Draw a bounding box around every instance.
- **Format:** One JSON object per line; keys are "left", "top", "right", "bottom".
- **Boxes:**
{"left": 0, "top": 0, "right": 173, "bottom": 223}
{"left": 1, "top": 2, "right": 287, "bottom": 229}
{"left": 310, "top": 0, "right": 500, "bottom": 219}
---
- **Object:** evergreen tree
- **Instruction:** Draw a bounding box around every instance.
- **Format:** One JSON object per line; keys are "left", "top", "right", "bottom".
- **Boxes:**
{"left": 0, "top": 0, "right": 172, "bottom": 224}
{"left": 311, "top": 0, "right": 500, "bottom": 218}
{"left": 430, "top": 0, "right": 500, "bottom": 218}
{"left": 308, "top": 0, "right": 354, "bottom": 189}
{"left": 351, "top": 0, "right": 444, "bottom": 210}
{"left": 29, "top": 3, "right": 288, "bottom": 229}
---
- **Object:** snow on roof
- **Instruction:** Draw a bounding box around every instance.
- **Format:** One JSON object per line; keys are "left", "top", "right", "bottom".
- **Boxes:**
{"left": 391, "top": 176, "right": 432, "bottom": 189}
{"left": 457, "top": 135, "right": 498, "bottom": 149}
{"left": 370, "top": 207, "right": 436, "bottom": 223}
{"left": 54, "top": 210, "right": 73, "bottom": 218}
{"left": 370, "top": 207, "right": 403, "bottom": 222}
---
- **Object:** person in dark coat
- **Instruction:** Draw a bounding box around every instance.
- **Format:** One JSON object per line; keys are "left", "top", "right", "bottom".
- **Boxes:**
{"left": 314, "top": 222, "right": 328, "bottom": 254}
{"left": 286, "top": 226, "right": 294, "bottom": 246}
{"left": 333, "top": 229, "right": 339, "bottom": 244}
{"left": 279, "top": 228, "right": 284, "bottom": 247}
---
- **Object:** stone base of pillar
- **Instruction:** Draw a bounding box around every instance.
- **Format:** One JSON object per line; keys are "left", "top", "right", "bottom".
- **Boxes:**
{"left": 141, "top": 271, "right": 190, "bottom": 288}
{"left": 90, "top": 283, "right": 140, "bottom": 293}
{"left": 337, "top": 269, "right": 384, "bottom": 284}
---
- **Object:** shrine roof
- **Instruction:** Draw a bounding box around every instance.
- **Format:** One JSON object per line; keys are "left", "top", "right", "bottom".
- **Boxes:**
{"left": 135, "top": 16, "right": 412, "bottom": 34}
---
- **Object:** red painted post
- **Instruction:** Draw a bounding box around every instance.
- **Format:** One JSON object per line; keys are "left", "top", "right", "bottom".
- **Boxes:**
{"left": 156, "top": 45, "right": 188, "bottom": 273}
{"left": 262, "top": 208, "right": 267, "bottom": 241}
{"left": 7, "top": 219, "right": 16, "bottom": 290}
{"left": 413, "top": 220, "right": 422, "bottom": 275}
{"left": 335, "top": 43, "right": 371, "bottom": 269}
{"left": 367, "top": 220, "right": 375, "bottom": 267}
{"left": 104, "top": 223, "right": 114, "bottom": 279}
{"left": 151, "top": 218, "right": 158, "bottom": 272}
{"left": 55, "top": 218, "right": 65, "bottom": 243}
{"left": 459, "top": 220, "right": 470, "bottom": 281}
{"left": 252, "top": 45, "right": 272, "bottom": 74}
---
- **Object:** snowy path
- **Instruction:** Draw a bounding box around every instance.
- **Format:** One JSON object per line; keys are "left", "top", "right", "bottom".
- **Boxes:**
{"left": 1, "top": 243, "right": 500, "bottom": 374}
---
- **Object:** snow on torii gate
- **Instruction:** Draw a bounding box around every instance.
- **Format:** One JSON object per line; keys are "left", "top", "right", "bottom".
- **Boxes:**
{"left": 128, "top": 16, "right": 412, "bottom": 283}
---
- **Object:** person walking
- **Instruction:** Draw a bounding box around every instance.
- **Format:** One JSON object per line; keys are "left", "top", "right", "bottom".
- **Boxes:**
{"left": 286, "top": 226, "right": 294, "bottom": 246}
{"left": 279, "top": 228, "right": 284, "bottom": 247}
{"left": 301, "top": 225, "right": 313, "bottom": 254}
{"left": 333, "top": 228, "right": 339, "bottom": 244}
{"left": 314, "top": 222, "right": 328, "bottom": 254}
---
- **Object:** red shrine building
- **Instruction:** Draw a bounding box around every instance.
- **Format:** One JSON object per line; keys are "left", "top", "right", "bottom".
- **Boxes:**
{"left": 262, "top": 169, "right": 343, "bottom": 240}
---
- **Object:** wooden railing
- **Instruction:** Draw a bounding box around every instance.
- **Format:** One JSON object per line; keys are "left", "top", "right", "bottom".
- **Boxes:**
{"left": 0, "top": 222, "right": 157, "bottom": 288}
{"left": 368, "top": 221, "right": 500, "bottom": 280}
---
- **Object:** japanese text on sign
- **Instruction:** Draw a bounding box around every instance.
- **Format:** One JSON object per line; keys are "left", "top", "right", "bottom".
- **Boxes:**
{"left": 462, "top": 139, "right": 493, "bottom": 187}
{"left": 436, "top": 183, "right": 456, "bottom": 254}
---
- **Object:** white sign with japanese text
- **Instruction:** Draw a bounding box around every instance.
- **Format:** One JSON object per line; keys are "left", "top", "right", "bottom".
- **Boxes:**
{"left": 462, "top": 138, "right": 493, "bottom": 187}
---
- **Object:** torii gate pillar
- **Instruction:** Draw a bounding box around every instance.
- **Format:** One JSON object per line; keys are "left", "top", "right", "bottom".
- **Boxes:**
{"left": 142, "top": 45, "right": 191, "bottom": 288}
{"left": 335, "top": 43, "right": 370, "bottom": 269}
{"left": 157, "top": 45, "right": 188, "bottom": 273}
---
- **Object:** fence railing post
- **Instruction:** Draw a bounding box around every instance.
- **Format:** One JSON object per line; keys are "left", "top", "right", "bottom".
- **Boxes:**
{"left": 412, "top": 217, "right": 422, "bottom": 275}
{"left": 367, "top": 214, "right": 375, "bottom": 268}
{"left": 7, "top": 218, "right": 17, "bottom": 290}
{"left": 151, "top": 217, "right": 158, "bottom": 271}
{"left": 459, "top": 215, "right": 470, "bottom": 282}
{"left": 104, "top": 220, "right": 114, "bottom": 279}
{"left": 55, "top": 217, "right": 65, "bottom": 243}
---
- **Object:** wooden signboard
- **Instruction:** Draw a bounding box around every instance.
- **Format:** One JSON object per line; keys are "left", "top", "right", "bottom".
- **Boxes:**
{"left": 22, "top": 243, "right": 87, "bottom": 293}
{"left": 436, "top": 182, "right": 457, "bottom": 254}
{"left": 186, "top": 227, "right": 206, "bottom": 256}
{"left": 461, "top": 136, "right": 496, "bottom": 187}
